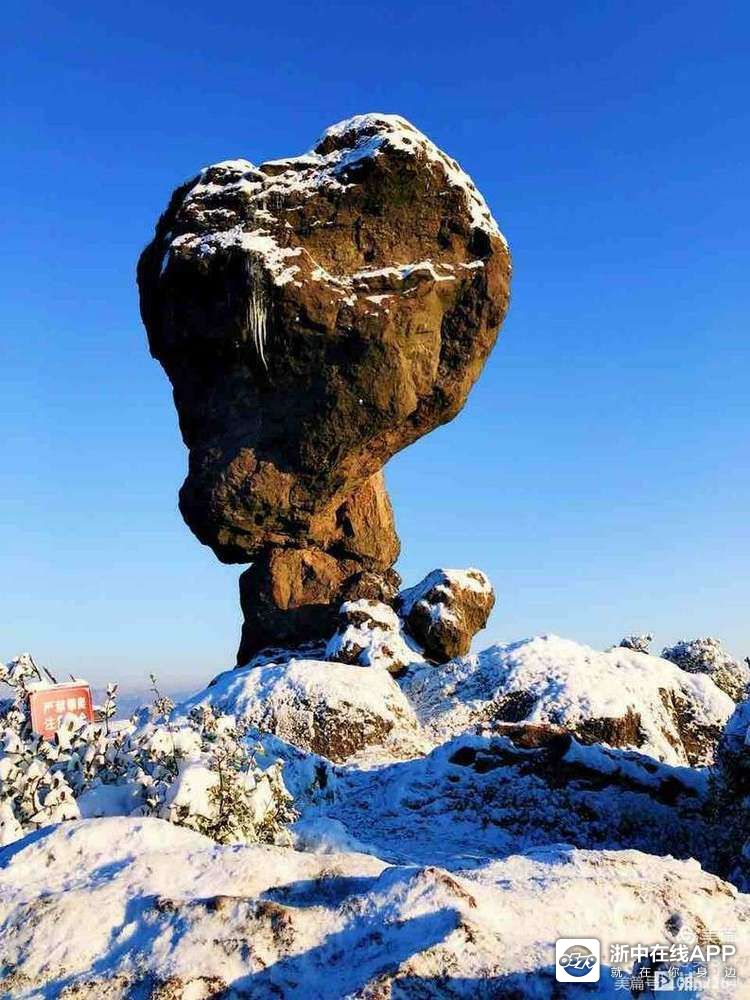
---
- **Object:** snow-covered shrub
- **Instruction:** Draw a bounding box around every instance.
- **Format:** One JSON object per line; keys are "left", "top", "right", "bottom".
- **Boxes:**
{"left": 157, "top": 704, "right": 294, "bottom": 844}
{"left": 618, "top": 634, "right": 653, "bottom": 654}
{"left": 662, "top": 638, "right": 749, "bottom": 702}
{"left": 0, "top": 657, "right": 296, "bottom": 848}
{"left": 0, "top": 655, "right": 83, "bottom": 842}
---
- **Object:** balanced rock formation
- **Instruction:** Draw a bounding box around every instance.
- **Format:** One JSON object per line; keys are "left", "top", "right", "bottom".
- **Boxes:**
{"left": 138, "top": 114, "right": 510, "bottom": 658}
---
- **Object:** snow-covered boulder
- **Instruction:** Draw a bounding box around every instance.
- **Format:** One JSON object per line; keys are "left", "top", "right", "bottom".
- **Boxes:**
{"left": 398, "top": 567, "right": 495, "bottom": 662}
{"left": 401, "top": 635, "right": 734, "bottom": 765}
{"left": 180, "top": 658, "right": 429, "bottom": 763}
{"left": 325, "top": 599, "right": 425, "bottom": 674}
{"left": 0, "top": 817, "right": 746, "bottom": 998}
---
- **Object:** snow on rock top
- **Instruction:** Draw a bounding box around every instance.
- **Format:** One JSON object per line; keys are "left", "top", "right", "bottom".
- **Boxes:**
{"left": 398, "top": 567, "right": 493, "bottom": 619}
{"left": 178, "top": 657, "right": 430, "bottom": 764}
{"left": 401, "top": 634, "right": 734, "bottom": 766}
{"left": 397, "top": 567, "right": 496, "bottom": 662}
{"left": 152, "top": 112, "right": 507, "bottom": 295}
{"left": 316, "top": 113, "right": 505, "bottom": 242}
{"left": 325, "top": 598, "right": 426, "bottom": 674}
{"left": 0, "top": 817, "right": 746, "bottom": 998}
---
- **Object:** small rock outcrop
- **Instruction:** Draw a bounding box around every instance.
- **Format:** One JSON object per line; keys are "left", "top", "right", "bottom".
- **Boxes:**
{"left": 325, "top": 599, "right": 424, "bottom": 674}
{"left": 398, "top": 567, "right": 495, "bottom": 661}
{"left": 138, "top": 114, "right": 510, "bottom": 659}
{"left": 618, "top": 633, "right": 653, "bottom": 654}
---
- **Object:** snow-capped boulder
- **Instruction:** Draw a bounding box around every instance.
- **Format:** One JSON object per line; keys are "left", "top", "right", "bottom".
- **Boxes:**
{"left": 401, "top": 635, "right": 734, "bottom": 765}
{"left": 0, "top": 817, "right": 746, "bottom": 998}
{"left": 179, "top": 658, "right": 429, "bottom": 763}
{"left": 325, "top": 599, "right": 424, "bottom": 674}
{"left": 398, "top": 567, "right": 495, "bottom": 662}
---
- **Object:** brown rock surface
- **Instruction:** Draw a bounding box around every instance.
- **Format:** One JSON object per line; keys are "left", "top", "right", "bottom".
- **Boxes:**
{"left": 399, "top": 567, "right": 495, "bottom": 661}
{"left": 138, "top": 114, "right": 510, "bottom": 655}
{"left": 236, "top": 471, "right": 402, "bottom": 662}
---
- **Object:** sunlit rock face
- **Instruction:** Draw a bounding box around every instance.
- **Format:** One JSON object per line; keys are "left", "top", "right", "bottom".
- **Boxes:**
{"left": 138, "top": 114, "right": 510, "bottom": 656}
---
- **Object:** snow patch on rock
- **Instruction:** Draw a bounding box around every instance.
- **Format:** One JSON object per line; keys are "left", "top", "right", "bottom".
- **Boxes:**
{"left": 162, "top": 114, "right": 506, "bottom": 320}
{"left": 325, "top": 599, "right": 425, "bottom": 674}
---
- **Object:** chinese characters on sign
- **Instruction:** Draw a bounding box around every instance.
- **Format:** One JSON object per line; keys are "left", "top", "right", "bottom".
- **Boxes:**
{"left": 28, "top": 684, "right": 94, "bottom": 738}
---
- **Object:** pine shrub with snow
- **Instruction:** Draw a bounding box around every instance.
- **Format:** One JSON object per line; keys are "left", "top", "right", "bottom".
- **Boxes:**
{"left": 661, "top": 637, "right": 749, "bottom": 702}
{"left": 0, "top": 656, "right": 296, "bottom": 848}
{"left": 618, "top": 633, "right": 653, "bottom": 654}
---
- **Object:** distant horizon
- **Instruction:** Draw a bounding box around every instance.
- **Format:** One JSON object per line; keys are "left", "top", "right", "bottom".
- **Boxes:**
{"left": 3, "top": 1, "right": 748, "bottom": 686}
{"left": 4, "top": 624, "right": 746, "bottom": 694}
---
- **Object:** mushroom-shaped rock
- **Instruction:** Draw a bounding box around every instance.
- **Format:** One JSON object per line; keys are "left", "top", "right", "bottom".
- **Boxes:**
{"left": 138, "top": 114, "right": 510, "bottom": 657}
{"left": 138, "top": 114, "right": 510, "bottom": 563}
{"left": 398, "top": 567, "right": 495, "bottom": 662}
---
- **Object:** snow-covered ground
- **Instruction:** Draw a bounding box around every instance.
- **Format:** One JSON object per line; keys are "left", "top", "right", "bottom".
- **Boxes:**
{"left": 1, "top": 818, "right": 746, "bottom": 998}
{"left": 1, "top": 633, "right": 748, "bottom": 998}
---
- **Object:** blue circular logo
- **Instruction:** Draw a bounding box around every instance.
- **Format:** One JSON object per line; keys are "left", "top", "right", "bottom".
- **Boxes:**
{"left": 559, "top": 945, "right": 596, "bottom": 977}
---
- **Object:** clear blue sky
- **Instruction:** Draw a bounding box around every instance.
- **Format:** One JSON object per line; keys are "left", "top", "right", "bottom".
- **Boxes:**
{"left": 2, "top": 1, "right": 748, "bottom": 687}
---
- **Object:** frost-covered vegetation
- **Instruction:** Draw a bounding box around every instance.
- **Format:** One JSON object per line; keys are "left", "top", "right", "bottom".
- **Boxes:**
{"left": 0, "top": 654, "right": 295, "bottom": 848}
{"left": 618, "top": 633, "right": 653, "bottom": 653}
{"left": 662, "top": 636, "right": 750, "bottom": 702}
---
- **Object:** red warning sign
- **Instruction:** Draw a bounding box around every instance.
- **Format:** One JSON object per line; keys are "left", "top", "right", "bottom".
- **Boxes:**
{"left": 28, "top": 684, "right": 94, "bottom": 739}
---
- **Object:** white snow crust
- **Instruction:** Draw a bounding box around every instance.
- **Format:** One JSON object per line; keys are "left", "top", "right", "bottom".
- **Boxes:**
{"left": 161, "top": 114, "right": 506, "bottom": 316}
{"left": 0, "top": 817, "right": 746, "bottom": 997}
{"left": 402, "top": 634, "right": 734, "bottom": 765}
